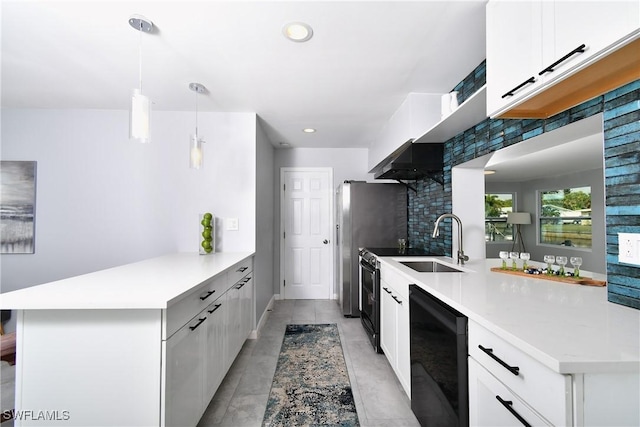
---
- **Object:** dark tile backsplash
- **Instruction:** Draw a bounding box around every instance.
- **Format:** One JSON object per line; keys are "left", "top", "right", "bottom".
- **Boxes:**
{"left": 408, "top": 59, "right": 640, "bottom": 310}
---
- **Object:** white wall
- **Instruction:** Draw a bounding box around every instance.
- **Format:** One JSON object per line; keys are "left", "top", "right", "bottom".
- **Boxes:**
{"left": 1, "top": 109, "right": 257, "bottom": 330}
{"left": 273, "top": 147, "right": 371, "bottom": 296}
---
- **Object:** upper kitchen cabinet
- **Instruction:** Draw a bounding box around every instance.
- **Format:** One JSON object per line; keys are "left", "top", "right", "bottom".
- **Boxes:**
{"left": 486, "top": 1, "right": 544, "bottom": 117}
{"left": 487, "top": 0, "right": 640, "bottom": 119}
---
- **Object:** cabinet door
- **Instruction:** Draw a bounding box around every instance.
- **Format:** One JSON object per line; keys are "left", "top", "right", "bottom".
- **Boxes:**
{"left": 543, "top": 1, "right": 640, "bottom": 80}
{"left": 486, "top": 0, "right": 544, "bottom": 116}
{"left": 225, "top": 284, "right": 242, "bottom": 366}
{"left": 165, "top": 314, "right": 207, "bottom": 427}
{"left": 469, "top": 358, "right": 550, "bottom": 427}
{"left": 395, "top": 290, "right": 411, "bottom": 397}
{"left": 380, "top": 281, "right": 396, "bottom": 365}
{"left": 240, "top": 275, "right": 254, "bottom": 340}
{"left": 204, "top": 295, "right": 227, "bottom": 401}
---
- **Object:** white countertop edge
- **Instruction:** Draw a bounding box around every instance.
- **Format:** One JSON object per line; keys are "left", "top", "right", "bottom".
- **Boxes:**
{"left": 0, "top": 251, "right": 255, "bottom": 310}
{"left": 378, "top": 256, "right": 640, "bottom": 375}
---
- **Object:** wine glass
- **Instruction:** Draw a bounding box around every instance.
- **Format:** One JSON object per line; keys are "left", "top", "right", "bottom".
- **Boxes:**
{"left": 520, "top": 252, "right": 530, "bottom": 270}
{"left": 509, "top": 252, "right": 519, "bottom": 271}
{"left": 499, "top": 251, "right": 509, "bottom": 270}
{"left": 570, "top": 256, "right": 583, "bottom": 278}
{"left": 544, "top": 255, "right": 555, "bottom": 275}
{"left": 556, "top": 256, "right": 568, "bottom": 276}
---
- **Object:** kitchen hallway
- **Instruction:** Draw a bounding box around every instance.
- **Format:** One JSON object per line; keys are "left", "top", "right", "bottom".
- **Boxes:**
{"left": 197, "top": 299, "right": 419, "bottom": 427}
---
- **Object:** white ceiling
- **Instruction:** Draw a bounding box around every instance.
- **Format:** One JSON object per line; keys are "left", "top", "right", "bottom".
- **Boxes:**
{"left": 1, "top": 1, "right": 487, "bottom": 149}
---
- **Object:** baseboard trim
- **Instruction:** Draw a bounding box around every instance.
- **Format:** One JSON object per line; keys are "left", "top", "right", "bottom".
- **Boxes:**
{"left": 250, "top": 294, "right": 276, "bottom": 339}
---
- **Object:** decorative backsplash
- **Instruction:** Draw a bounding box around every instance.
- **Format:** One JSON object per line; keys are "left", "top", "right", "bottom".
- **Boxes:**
{"left": 408, "top": 59, "right": 640, "bottom": 310}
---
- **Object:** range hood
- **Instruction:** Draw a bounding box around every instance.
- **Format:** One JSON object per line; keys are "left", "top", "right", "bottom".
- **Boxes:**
{"left": 371, "top": 140, "right": 444, "bottom": 183}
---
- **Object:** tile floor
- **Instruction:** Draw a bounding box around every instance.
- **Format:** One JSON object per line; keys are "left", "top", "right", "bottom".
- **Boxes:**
{"left": 197, "top": 299, "right": 420, "bottom": 427}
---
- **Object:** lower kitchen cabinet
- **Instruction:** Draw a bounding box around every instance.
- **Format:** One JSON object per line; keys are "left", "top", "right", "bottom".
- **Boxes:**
{"left": 165, "top": 312, "right": 207, "bottom": 427}
{"left": 469, "top": 357, "right": 549, "bottom": 426}
{"left": 380, "top": 266, "right": 411, "bottom": 397}
{"left": 204, "top": 295, "right": 227, "bottom": 401}
{"left": 164, "top": 258, "right": 254, "bottom": 426}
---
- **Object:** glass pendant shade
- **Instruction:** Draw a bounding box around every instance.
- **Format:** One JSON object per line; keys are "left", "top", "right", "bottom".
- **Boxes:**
{"left": 190, "top": 134, "right": 204, "bottom": 169}
{"left": 130, "top": 88, "right": 151, "bottom": 143}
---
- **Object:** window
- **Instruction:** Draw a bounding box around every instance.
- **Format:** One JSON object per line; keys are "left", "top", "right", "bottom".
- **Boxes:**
{"left": 485, "top": 193, "right": 513, "bottom": 242}
{"left": 539, "top": 186, "right": 592, "bottom": 248}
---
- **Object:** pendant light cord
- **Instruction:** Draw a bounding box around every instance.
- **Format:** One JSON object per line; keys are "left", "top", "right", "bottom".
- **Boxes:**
{"left": 195, "top": 87, "right": 199, "bottom": 138}
{"left": 138, "top": 21, "right": 143, "bottom": 93}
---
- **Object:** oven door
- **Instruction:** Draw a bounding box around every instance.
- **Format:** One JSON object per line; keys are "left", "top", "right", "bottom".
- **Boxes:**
{"left": 360, "top": 257, "right": 381, "bottom": 352}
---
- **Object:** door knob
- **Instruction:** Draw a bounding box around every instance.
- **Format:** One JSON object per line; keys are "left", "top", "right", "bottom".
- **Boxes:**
{"left": 323, "top": 239, "right": 329, "bottom": 244}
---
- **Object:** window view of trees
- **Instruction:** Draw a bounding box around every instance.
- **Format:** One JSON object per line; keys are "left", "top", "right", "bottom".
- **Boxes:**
{"left": 540, "top": 187, "right": 592, "bottom": 248}
{"left": 485, "top": 193, "right": 513, "bottom": 242}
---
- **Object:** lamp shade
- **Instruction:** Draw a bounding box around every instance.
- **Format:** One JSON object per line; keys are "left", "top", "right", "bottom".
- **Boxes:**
{"left": 130, "top": 89, "right": 151, "bottom": 143}
{"left": 507, "top": 212, "right": 531, "bottom": 225}
{"left": 190, "top": 135, "right": 204, "bottom": 169}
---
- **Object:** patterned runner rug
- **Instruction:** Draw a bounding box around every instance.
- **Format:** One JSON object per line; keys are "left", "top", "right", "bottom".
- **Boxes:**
{"left": 262, "top": 323, "right": 360, "bottom": 427}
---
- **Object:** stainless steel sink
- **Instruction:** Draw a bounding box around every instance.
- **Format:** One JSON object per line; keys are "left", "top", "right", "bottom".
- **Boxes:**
{"left": 400, "top": 261, "right": 463, "bottom": 273}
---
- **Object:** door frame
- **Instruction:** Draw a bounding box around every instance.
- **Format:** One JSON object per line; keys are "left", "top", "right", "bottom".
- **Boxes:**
{"left": 279, "top": 167, "right": 334, "bottom": 300}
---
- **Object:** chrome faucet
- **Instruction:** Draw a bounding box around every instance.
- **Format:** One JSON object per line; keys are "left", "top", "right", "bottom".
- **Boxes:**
{"left": 432, "top": 213, "right": 469, "bottom": 265}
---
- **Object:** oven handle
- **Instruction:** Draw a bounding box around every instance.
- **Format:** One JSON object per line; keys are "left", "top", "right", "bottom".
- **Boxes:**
{"left": 360, "top": 259, "right": 377, "bottom": 274}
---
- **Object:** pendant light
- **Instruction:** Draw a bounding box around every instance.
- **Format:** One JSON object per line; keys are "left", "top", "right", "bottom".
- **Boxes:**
{"left": 129, "top": 15, "right": 153, "bottom": 143}
{"left": 189, "top": 83, "right": 206, "bottom": 169}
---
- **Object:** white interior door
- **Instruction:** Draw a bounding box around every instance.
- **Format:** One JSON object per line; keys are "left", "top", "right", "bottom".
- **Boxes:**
{"left": 281, "top": 168, "right": 332, "bottom": 299}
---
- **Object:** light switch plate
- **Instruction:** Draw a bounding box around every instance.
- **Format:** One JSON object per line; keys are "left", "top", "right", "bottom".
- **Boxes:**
{"left": 226, "top": 218, "right": 239, "bottom": 231}
{"left": 618, "top": 233, "right": 640, "bottom": 265}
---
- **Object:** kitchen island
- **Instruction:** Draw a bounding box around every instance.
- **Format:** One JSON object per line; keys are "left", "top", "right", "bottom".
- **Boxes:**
{"left": 378, "top": 256, "right": 640, "bottom": 426}
{"left": 0, "top": 252, "right": 255, "bottom": 427}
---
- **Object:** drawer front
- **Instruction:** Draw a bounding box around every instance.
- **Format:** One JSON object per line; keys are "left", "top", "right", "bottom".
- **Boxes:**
{"left": 469, "top": 357, "right": 550, "bottom": 427}
{"left": 227, "top": 257, "right": 253, "bottom": 285}
{"left": 380, "top": 265, "right": 410, "bottom": 299}
{"left": 469, "top": 321, "right": 571, "bottom": 426}
{"left": 166, "top": 274, "right": 227, "bottom": 339}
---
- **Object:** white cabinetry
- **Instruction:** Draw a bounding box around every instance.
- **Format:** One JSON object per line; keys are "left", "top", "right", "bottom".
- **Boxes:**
{"left": 204, "top": 296, "right": 227, "bottom": 400}
{"left": 379, "top": 266, "right": 411, "bottom": 397}
{"left": 487, "top": 0, "right": 640, "bottom": 118}
{"left": 165, "top": 313, "right": 207, "bottom": 427}
{"left": 469, "top": 320, "right": 572, "bottom": 426}
{"left": 469, "top": 358, "right": 549, "bottom": 427}
{"left": 164, "top": 257, "right": 253, "bottom": 426}
{"left": 486, "top": 1, "right": 543, "bottom": 116}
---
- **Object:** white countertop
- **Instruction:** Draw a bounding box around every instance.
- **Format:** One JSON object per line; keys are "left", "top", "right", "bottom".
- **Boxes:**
{"left": 0, "top": 252, "right": 254, "bottom": 310}
{"left": 379, "top": 256, "right": 640, "bottom": 375}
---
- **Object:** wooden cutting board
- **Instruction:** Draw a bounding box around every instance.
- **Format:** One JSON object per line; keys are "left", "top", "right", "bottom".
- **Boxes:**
{"left": 490, "top": 267, "right": 606, "bottom": 287}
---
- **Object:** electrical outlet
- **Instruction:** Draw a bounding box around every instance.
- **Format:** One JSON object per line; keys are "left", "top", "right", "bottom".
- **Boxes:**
{"left": 226, "top": 218, "right": 239, "bottom": 231}
{"left": 618, "top": 233, "right": 640, "bottom": 266}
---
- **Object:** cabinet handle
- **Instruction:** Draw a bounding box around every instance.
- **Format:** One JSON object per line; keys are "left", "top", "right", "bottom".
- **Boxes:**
{"left": 391, "top": 295, "right": 402, "bottom": 305}
{"left": 382, "top": 287, "right": 392, "bottom": 294}
{"left": 478, "top": 345, "right": 520, "bottom": 376}
{"left": 496, "top": 395, "right": 532, "bottom": 427}
{"left": 539, "top": 44, "right": 586, "bottom": 75}
{"left": 501, "top": 77, "right": 536, "bottom": 99}
{"left": 236, "top": 283, "right": 245, "bottom": 290}
{"left": 199, "top": 290, "right": 216, "bottom": 301}
{"left": 208, "top": 304, "right": 222, "bottom": 314}
{"left": 237, "top": 266, "right": 248, "bottom": 272}
{"left": 189, "top": 317, "right": 207, "bottom": 331}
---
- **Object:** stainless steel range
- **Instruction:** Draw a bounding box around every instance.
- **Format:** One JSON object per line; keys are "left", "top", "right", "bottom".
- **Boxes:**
{"left": 359, "top": 247, "right": 442, "bottom": 353}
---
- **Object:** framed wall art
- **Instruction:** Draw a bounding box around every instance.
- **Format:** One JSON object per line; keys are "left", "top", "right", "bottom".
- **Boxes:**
{"left": 1, "top": 161, "right": 37, "bottom": 254}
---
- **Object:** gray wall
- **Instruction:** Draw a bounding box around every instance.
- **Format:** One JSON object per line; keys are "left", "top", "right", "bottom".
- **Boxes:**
{"left": 486, "top": 168, "right": 606, "bottom": 273}
{"left": 255, "top": 121, "right": 275, "bottom": 323}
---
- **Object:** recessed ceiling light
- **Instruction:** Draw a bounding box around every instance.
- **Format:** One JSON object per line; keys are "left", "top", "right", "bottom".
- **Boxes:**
{"left": 484, "top": 170, "right": 496, "bottom": 175}
{"left": 283, "top": 22, "right": 313, "bottom": 42}
{"left": 302, "top": 128, "right": 316, "bottom": 133}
